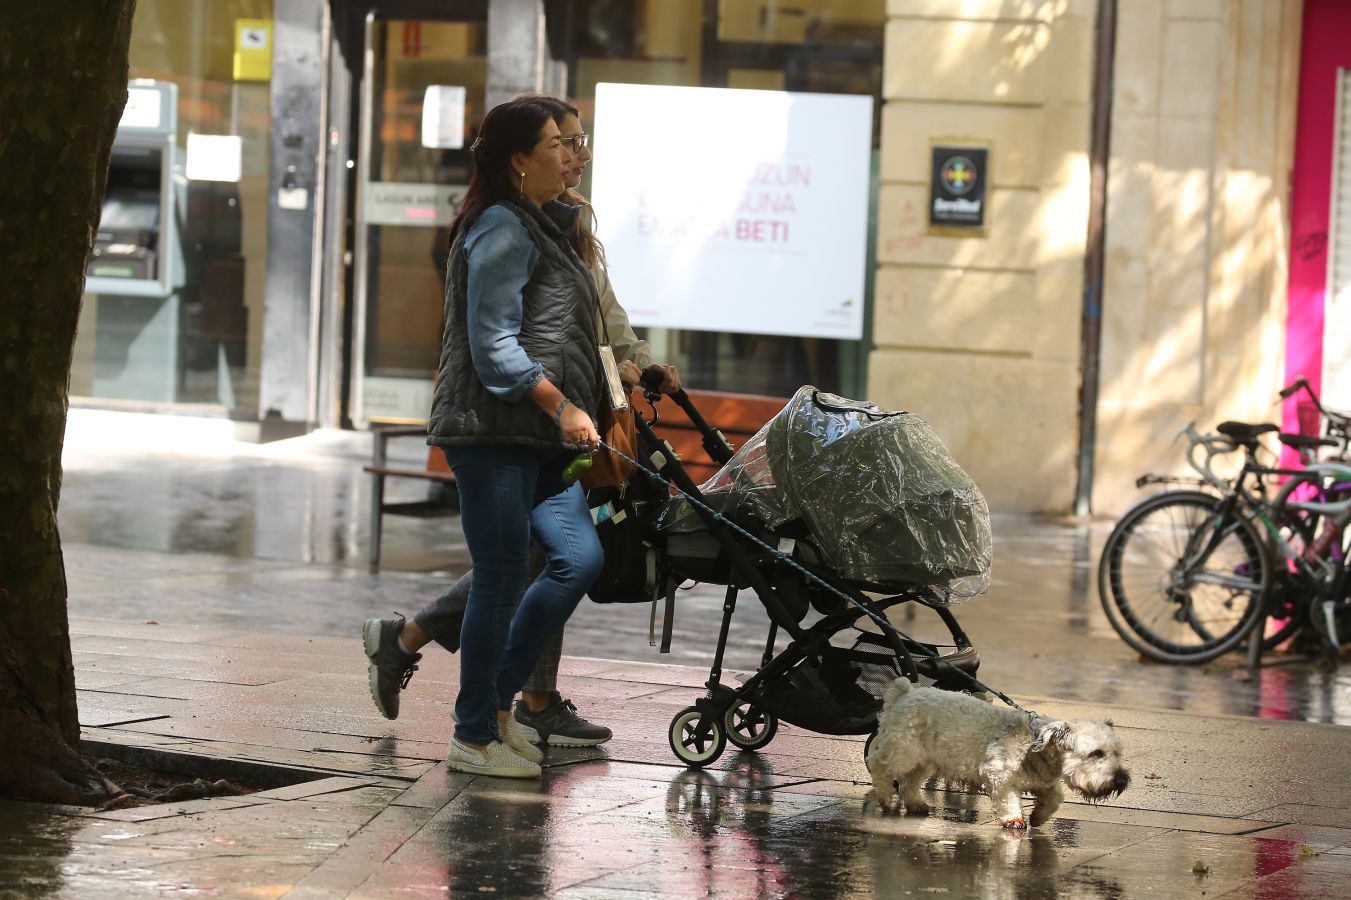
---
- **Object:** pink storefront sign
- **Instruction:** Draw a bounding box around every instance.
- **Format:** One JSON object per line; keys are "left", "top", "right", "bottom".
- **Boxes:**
{"left": 1283, "top": 0, "right": 1351, "bottom": 460}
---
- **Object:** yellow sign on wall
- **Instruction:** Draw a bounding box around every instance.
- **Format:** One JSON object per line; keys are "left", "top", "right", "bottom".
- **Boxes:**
{"left": 233, "top": 19, "right": 272, "bottom": 82}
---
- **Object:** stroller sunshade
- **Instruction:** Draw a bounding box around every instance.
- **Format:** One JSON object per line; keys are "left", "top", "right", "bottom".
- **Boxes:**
{"left": 660, "top": 386, "right": 993, "bottom": 599}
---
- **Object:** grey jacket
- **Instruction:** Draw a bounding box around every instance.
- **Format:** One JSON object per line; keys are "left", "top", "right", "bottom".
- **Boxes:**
{"left": 427, "top": 197, "right": 601, "bottom": 451}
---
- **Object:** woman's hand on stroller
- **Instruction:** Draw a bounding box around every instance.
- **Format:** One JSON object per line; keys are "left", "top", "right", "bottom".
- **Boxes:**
{"left": 642, "top": 364, "right": 682, "bottom": 394}
{"left": 618, "top": 359, "right": 643, "bottom": 391}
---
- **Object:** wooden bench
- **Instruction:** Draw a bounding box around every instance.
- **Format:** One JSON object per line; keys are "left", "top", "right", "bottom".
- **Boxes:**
{"left": 648, "top": 388, "right": 787, "bottom": 483}
{"left": 364, "top": 425, "right": 456, "bottom": 571}
{"left": 362, "top": 389, "right": 786, "bottom": 571}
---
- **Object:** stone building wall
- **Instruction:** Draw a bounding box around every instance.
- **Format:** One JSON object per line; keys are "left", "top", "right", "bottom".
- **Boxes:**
{"left": 1093, "top": 0, "right": 1302, "bottom": 512}
{"left": 873, "top": 0, "right": 1302, "bottom": 513}
{"left": 873, "top": 0, "right": 1094, "bottom": 511}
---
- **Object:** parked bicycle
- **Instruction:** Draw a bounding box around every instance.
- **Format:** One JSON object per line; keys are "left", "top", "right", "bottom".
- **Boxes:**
{"left": 1097, "top": 381, "right": 1351, "bottom": 666}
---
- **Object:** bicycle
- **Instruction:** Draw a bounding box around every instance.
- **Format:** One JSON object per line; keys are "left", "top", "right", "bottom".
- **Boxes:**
{"left": 1098, "top": 416, "right": 1351, "bottom": 665}
{"left": 1252, "top": 459, "right": 1351, "bottom": 666}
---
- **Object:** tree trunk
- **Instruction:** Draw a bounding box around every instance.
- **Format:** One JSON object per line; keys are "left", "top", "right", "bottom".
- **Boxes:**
{"left": 0, "top": 2, "right": 138, "bottom": 804}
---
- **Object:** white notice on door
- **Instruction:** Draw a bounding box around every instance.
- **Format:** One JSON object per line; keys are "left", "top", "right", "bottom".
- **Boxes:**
{"left": 185, "top": 133, "right": 243, "bottom": 182}
{"left": 422, "top": 86, "right": 467, "bottom": 150}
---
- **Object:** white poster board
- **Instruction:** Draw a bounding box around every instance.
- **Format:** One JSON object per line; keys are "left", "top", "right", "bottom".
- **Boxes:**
{"left": 1325, "top": 68, "right": 1351, "bottom": 411}
{"left": 185, "top": 133, "right": 243, "bottom": 182}
{"left": 422, "top": 85, "right": 467, "bottom": 150}
{"left": 591, "top": 83, "right": 872, "bottom": 340}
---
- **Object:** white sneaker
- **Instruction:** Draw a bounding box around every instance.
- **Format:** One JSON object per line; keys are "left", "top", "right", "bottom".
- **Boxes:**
{"left": 499, "top": 715, "right": 545, "bottom": 764}
{"left": 447, "top": 738, "right": 541, "bottom": 779}
{"left": 449, "top": 708, "right": 545, "bottom": 764}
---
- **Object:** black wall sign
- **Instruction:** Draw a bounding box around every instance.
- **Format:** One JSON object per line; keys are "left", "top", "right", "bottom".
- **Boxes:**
{"left": 929, "top": 144, "right": 988, "bottom": 234}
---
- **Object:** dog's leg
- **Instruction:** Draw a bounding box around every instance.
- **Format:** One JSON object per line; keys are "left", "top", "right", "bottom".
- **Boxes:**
{"left": 1029, "top": 784, "right": 1063, "bottom": 828}
{"left": 987, "top": 778, "right": 1025, "bottom": 829}
{"left": 899, "top": 768, "right": 931, "bottom": 816}
{"left": 865, "top": 746, "right": 899, "bottom": 812}
{"left": 870, "top": 769, "right": 899, "bottom": 812}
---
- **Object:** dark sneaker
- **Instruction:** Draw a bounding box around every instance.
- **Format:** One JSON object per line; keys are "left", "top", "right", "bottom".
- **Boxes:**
{"left": 363, "top": 616, "right": 421, "bottom": 720}
{"left": 513, "top": 693, "right": 612, "bottom": 746}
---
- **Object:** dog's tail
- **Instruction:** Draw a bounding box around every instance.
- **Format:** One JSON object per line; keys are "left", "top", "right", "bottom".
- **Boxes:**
{"left": 881, "top": 677, "right": 914, "bottom": 714}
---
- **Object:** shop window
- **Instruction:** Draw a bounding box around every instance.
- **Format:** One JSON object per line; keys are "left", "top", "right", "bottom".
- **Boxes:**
{"left": 70, "top": 0, "right": 273, "bottom": 415}
{"left": 566, "top": 0, "right": 883, "bottom": 398}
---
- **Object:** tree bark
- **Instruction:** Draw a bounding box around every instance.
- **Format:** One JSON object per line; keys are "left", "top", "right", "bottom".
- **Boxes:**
{"left": 0, "top": 2, "right": 138, "bottom": 804}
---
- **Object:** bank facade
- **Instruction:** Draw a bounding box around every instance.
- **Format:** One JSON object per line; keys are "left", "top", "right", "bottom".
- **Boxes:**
{"left": 74, "top": 0, "right": 1351, "bottom": 513}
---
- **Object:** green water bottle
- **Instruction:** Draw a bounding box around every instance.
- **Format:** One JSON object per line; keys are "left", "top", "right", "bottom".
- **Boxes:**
{"left": 562, "top": 452, "right": 593, "bottom": 485}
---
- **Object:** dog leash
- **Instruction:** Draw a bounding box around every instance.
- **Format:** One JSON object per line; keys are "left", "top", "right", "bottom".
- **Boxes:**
{"left": 597, "top": 438, "right": 1035, "bottom": 719}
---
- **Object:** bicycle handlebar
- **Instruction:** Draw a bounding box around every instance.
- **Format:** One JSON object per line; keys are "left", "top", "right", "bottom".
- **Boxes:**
{"left": 1179, "top": 422, "right": 1241, "bottom": 491}
{"left": 1279, "top": 377, "right": 1351, "bottom": 440}
{"left": 1278, "top": 377, "right": 1308, "bottom": 401}
{"left": 1274, "top": 462, "right": 1351, "bottom": 525}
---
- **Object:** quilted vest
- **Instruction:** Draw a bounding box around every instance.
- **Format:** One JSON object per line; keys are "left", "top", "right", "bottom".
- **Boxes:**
{"left": 427, "top": 197, "right": 601, "bottom": 451}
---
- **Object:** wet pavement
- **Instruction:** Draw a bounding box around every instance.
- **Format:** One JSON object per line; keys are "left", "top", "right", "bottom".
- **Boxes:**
{"left": 59, "top": 409, "right": 1351, "bottom": 727}
{"left": 4, "top": 616, "right": 1348, "bottom": 898}
{"left": 3, "top": 407, "right": 1345, "bottom": 897}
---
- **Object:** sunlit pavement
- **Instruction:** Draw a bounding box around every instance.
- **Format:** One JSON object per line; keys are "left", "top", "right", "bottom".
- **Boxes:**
{"left": 4, "top": 408, "right": 1343, "bottom": 896}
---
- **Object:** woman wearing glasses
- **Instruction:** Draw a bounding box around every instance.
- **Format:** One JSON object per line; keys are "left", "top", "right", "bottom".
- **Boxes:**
{"left": 364, "top": 97, "right": 679, "bottom": 767}
{"left": 511, "top": 97, "right": 682, "bottom": 742}
{"left": 366, "top": 96, "right": 604, "bottom": 779}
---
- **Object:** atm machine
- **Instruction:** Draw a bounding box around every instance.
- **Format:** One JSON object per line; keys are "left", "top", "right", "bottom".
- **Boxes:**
{"left": 86, "top": 80, "right": 185, "bottom": 402}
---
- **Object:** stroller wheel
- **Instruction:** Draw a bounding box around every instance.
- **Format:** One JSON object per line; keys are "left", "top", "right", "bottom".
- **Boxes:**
{"left": 669, "top": 707, "right": 727, "bottom": 768}
{"left": 724, "top": 702, "right": 778, "bottom": 752}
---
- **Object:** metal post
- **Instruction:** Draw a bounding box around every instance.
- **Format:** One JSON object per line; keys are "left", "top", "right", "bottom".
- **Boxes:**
{"left": 258, "top": 0, "right": 327, "bottom": 434}
{"left": 1073, "top": 0, "right": 1118, "bottom": 517}
{"left": 486, "top": 0, "right": 566, "bottom": 108}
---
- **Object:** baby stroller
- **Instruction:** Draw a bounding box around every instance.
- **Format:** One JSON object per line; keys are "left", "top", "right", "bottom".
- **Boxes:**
{"left": 587, "top": 375, "right": 993, "bottom": 768}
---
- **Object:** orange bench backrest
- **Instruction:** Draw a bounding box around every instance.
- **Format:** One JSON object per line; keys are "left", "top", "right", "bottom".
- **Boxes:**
{"left": 417, "top": 389, "right": 786, "bottom": 484}
{"left": 650, "top": 389, "right": 787, "bottom": 485}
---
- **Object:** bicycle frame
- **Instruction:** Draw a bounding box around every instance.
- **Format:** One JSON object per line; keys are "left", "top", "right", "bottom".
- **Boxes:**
{"left": 1103, "top": 397, "right": 1351, "bottom": 665}
{"left": 1177, "top": 423, "right": 1347, "bottom": 575}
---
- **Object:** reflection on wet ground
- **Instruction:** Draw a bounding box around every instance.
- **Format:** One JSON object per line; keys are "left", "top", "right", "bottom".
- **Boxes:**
{"left": 17, "top": 602, "right": 1350, "bottom": 898}
{"left": 59, "top": 411, "right": 1351, "bottom": 727}
{"left": 287, "top": 754, "right": 1351, "bottom": 897}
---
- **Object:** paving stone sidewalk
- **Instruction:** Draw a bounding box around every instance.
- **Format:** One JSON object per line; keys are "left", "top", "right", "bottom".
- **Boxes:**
{"left": 2, "top": 616, "right": 1347, "bottom": 898}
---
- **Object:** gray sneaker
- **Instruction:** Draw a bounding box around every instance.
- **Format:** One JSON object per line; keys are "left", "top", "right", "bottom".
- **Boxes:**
{"left": 362, "top": 616, "right": 421, "bottom": 720}
{"left": 513, "top": 693, "right": 612, "bottom": 746}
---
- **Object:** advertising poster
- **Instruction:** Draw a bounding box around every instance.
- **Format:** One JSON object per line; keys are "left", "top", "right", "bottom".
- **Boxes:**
{"left": 590, "top": 83, "right": 872, "bottom": 340}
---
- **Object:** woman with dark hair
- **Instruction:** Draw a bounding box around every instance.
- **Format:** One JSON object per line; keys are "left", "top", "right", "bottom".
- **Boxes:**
{"left": 363, "top": 97, "right": 681, "bottom": 759}
{"left": 366, "top": 96, "right": 604, "bottom": 779}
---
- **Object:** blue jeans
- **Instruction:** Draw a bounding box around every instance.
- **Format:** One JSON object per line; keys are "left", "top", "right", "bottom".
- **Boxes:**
{"left": 445, "top": 444, "right": 603, "bottom": 745}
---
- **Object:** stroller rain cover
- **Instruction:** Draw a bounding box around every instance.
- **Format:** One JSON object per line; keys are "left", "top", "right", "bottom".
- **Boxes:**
{"left": 675, "top": 386, "right": 993, "bottom": 599}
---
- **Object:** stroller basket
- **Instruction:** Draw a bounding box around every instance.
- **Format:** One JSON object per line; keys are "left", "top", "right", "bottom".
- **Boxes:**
{"left": 748, "top": 631, "right": 979, "bottom": 735}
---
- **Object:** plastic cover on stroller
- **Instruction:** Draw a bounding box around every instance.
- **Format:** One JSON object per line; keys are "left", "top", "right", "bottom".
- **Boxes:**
{"left": 662, "top": 386, "right": 992, "bottom": 599}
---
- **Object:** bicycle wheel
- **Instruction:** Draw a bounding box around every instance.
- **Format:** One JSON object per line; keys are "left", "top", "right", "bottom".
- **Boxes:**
{"left": 1270, "top": 470, "right": 1351, "bottom": 652}
{"left": 1099, "top": 491, "right": 1270, "bottom": 663}
{"left": 1260, "top": 504, "right": 1319, "bottom": 650}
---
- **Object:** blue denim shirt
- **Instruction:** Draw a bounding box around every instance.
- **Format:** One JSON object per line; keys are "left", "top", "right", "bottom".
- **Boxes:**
{"left": 463, "top": 201, "right": 581, "bottom": 401}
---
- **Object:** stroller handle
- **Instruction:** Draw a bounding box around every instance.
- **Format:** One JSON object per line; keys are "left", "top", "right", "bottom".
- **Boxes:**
{"left": 639, "top": 369, "right": 737, "bottom": 465}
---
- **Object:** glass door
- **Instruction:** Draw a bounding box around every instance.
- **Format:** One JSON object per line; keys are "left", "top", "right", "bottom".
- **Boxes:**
{"left": 352, "top": 12, "right": 487, "bottom": 424}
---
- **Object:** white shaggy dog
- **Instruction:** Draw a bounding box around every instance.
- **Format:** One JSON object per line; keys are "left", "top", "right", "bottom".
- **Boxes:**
{"left": 866, "top": 680, "right": 1129, "bottom": 829}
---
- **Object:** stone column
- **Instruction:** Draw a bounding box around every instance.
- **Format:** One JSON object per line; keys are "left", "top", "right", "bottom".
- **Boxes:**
{"left": 487, "top": 0, "right": 566, "bottom": 109}
{"left": 1093, "top": 0, "right": 1302, "bottom": 512}
{"left": 257, "top": 0, "right": 326, "bottom": 436}
{"left": 872, "top": 0, "right": 1095, "bottom": 512}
